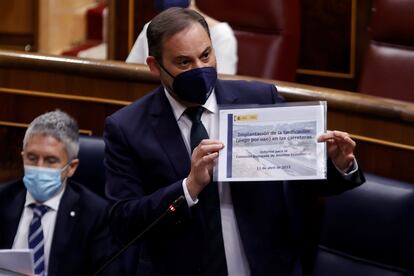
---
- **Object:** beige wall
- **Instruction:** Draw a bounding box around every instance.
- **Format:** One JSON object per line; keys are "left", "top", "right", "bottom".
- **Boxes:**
{"left": 38, "top": 0, "right": 98, "bottom": 54}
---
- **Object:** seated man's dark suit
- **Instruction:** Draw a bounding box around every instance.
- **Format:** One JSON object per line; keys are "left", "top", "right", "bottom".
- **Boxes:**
{"left": 104, "top": 79, "right": 365, "bottom": 276}
{"left": 0, "top": 179, "right": 120, "bottom": 276}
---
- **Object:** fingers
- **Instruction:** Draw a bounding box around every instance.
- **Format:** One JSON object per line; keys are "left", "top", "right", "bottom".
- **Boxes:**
{"left": 318, "top": 130, "right": 356, "bottom": 151}
{"left": 318, "top": 130, "right": 339, "bottom": 142}
{"left": 319, "top": 130, "right": 357, "bottom": 171}
{"left": 198, "top": 139, "right": 223, "bottom": 145}
{"left": 332, "top": 131, "right": 356, "bottom": 153}
{"left": 191, "top": 139, "right": 224, "bottom": 175}
{"left": 318, "top": 130, "right": 350, "bottom": 142}
{"left": 187, "top": 140, "right": 224, "bottom": 197}
{"left": 332, "top": 130, "right": 355, "bottom": 145}
{"left": 192, "top": 139, "right": 224, "bottom": 159}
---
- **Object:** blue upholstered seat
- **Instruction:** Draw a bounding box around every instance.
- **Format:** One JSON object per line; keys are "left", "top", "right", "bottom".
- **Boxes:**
{"left": 71, "top": 135, "right": 106, "bottom": 199}
{"left": 312, "top": 173, "right": 414, "bottom": 276}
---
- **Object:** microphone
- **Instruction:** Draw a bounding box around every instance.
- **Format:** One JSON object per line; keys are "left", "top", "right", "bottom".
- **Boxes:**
{"left": 93, "top": 195, "right": 185, "bottom": 276}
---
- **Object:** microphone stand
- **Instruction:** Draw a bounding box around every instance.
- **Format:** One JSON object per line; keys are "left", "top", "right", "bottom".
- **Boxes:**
{"left": 93, "top": 195, "right": 185, "bottom": 276}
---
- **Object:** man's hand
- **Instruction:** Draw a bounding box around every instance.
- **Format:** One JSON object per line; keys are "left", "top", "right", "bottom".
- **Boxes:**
{"left": 187, "top": 139, "right": 224, "bottom": 200}
{"left": 317, "top": 130, "right": 356, "bottom": 172}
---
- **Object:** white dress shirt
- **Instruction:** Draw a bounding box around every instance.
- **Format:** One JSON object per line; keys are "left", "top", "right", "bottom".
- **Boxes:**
{"left": 126, "top": 22, "right": 238, "bottom": 75}
{"left": 165, "top": 89, "right": 251, "bottom": 275}
{"left": 12, "top": 184, "right": 66, "bottom": 275}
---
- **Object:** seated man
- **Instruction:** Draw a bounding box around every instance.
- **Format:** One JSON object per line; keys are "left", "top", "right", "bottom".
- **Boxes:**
{"left": 105, "top": 7, "right": 365, "bottom": 276}
{"left": 126, "top": 0, "right": 238, "bottom": 75}
{"left": 0, "top": 110, "right": 120, "bottom": 276}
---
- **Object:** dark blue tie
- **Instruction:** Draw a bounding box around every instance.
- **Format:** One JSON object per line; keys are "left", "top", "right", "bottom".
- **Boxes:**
{"left": 185, "top": 107, "right": 228, "bottom": 275}
{"left": 28, "top": 204, "right": 49, "bottom": 276}
{"left": 185, "top": 106, "right": 209, "bottom": 151}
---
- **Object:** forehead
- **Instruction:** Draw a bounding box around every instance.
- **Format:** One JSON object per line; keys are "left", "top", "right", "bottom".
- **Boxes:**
{"left": 162, "top": 22, "right": 211, "bottom": 60}
{"left": 24, "top": 134, "right": 68, "bottom": 159}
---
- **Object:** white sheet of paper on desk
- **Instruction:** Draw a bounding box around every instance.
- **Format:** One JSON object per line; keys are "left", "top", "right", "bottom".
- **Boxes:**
{"left": 0, "top": 249, "right": 34, "bottom": 276}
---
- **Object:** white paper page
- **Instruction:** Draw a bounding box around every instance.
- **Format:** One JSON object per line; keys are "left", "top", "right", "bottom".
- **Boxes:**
{"left": 0, "top": 249, "right": 34, "bottom": 276}
{"left": 217, "top": 102, "right": 327, "bottom": 182}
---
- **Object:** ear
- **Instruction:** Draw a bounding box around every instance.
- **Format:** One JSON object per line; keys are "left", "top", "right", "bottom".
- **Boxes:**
{"left": 147, "top": 56, "right": 161, "bottom": 78}
{"left": 66, "top": 159, "right": 80, "bottom": 178}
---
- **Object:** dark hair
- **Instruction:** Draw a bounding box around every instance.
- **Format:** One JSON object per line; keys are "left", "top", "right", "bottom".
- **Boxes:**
{"left": 147, "top": 7, "right": 210, "bottom": 63}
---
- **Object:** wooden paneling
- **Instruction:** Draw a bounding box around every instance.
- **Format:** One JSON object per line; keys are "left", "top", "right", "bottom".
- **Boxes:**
{"left": 108, "top": 0, "right": 132, "bottom": 60}
{"left": 0, "top": 50, "right": 159, "bottom": 100}
{"left": 108, "top": 0, "right": 374, "bottom": 91}
{"left": 0, "top": 0, "right": 35, "bottom": 34}
{"left": 37, "top": 0, "right": 98, "bottom": 54}
{"left": 108, "top": 0, "right": 156, "bottom": 60}
{"left": 0, "top": 0, "right": 103, "bottom": 55}
{"left": 1, "top": 50, "right": 414, "bottom": 184}
{"left": 355, "top": 141, "right": 414, "bottom": 182}
{"left": 299, "top": 1, "right": 354, "bottom": 74}
{"left": 0, "top": 34, "right": 35, "bottom": 51}
{"left": 297, "top": 0, "right": 373, "bottom": 91}
{"left": 0, "top": 0, "right": 38, "bottom": 52}
{"left": 0, "top": 50, "right": 159, "bottom": 181}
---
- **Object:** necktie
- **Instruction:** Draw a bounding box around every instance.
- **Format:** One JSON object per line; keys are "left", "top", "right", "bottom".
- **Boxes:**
{"left": 28, "top": 204, "right": 49, "bottom": 276}
{"left": 185, "top": 106, "right": 209, "bottom": 152}
{"left": 185, "top": 107, "right": 228, "bottom": 275}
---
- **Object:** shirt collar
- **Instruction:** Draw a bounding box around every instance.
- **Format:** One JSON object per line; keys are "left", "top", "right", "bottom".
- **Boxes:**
{"left": 25, "top": 181, "right": 67, "bottom": 211}
{"left": 164, "top": 88, "right": 218, "bottom": 121}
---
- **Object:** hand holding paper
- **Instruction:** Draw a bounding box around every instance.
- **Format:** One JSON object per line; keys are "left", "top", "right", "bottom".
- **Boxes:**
{"left": 187, "top": 139, "right": 224, "bottom": 199}
{"left": 317, "top": 130, "right": 356, "bottom": 172}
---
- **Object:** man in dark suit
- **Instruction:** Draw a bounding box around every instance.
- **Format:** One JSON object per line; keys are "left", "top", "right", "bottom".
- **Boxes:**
{"left": 104, "top": 7, "right": 365, "bottom": 276}
{"left": 0, "top": 110, "right": 119, "bottom": 276}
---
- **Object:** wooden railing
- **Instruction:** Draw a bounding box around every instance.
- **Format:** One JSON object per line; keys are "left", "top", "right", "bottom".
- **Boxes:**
{"left": 1, "top": 50, "right": 413, "bottom": 183}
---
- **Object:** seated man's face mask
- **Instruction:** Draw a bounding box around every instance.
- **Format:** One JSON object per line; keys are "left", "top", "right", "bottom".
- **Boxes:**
{"left": 23, "top": 163, "right": 70, "bottom": 202}
{"left": 159, "top": 63, "right": 218, "bottom": 105}
{"left": 154, "top": 0, "right": 190, "bottom": 11}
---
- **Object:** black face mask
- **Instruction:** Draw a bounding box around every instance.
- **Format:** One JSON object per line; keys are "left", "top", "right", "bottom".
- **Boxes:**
{"left": 160, "top": 64, "right": 218, "bottom": 105}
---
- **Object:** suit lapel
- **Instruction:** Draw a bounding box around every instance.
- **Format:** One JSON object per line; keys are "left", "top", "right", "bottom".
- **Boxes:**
{"left": 0, "top": 183, "right": 26, "bottom": 248}
{"left": 48, "top": 183, "right": 79, "bottom": 273}
{"left": 150, "top": 87, "right": 191, "bottom": 178}
{"left": 148, "top": 81, "right": 238, "bottom": 179}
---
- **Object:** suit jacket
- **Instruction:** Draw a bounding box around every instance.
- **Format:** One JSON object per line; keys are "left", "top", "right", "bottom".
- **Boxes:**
{"left": 0, "top": 179, "right": 120, "bottom": 276}
{"left": 104, "top": 79, "right": 365, "bottom": 276}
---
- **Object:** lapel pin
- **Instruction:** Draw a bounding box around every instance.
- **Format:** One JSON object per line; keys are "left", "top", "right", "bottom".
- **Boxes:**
{"left": 70, "top": 211, "right": 76, "bottom": 217}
